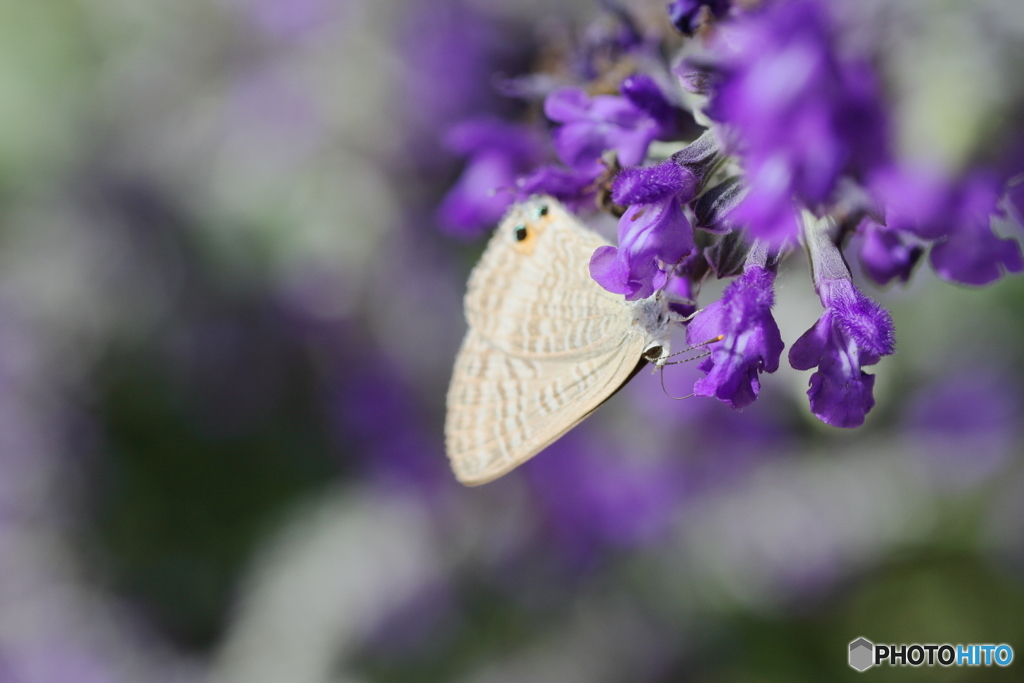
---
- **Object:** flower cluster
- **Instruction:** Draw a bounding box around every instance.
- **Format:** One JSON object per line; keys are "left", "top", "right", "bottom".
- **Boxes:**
{"left": 436, "top": 0, "right": 1024, "bottom": 428}
{"left": 691, "top": 0, "right": 890, "bottom": 247}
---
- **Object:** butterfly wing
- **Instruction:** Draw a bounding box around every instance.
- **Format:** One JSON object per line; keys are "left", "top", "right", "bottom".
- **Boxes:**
{"left": 445, "top": 198, "right": 649, "bottom": 486}
{"left": 446, "top": 328, "right": 646, "bottom": 485}
{"left": 464, "top": 200, "right": 637, "bottom": 361}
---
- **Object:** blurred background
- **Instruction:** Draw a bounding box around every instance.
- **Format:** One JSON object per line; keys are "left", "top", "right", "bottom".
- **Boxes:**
{"left": 1, "top": 0, "right": 1023, "bottom": 681}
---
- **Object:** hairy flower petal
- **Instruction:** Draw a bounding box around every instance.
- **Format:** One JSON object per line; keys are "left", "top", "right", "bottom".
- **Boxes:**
{"left": 791, "top": 215, "right": 895, "bottom": 427}
{"left": 687, "top": 264, "right": 783, "bottom": 408}
{"left": 611, "top": 160, "right": 696, "bottom": 206}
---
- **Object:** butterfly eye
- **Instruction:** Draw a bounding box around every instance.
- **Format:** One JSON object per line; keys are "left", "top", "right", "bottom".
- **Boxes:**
{"left": 514, "top": 224, "right": 529, "bottom": 242}
{"left": 537, "top": 204, "right": 549, "bottom": 218}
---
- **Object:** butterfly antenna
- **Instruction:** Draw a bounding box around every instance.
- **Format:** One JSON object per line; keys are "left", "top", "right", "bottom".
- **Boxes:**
{"left": 657, "top": 334, "right": 723, "bottom": 399}
{"left": 661, "top": 334, "right": 724, "bottom": 361}
{"left": 661, "top": 351, "right": 712, "bottom": 367}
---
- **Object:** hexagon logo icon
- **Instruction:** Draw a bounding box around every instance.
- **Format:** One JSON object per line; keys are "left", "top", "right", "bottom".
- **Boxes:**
{"left": 849, "top": 637, "right": 874, "bottom": 672}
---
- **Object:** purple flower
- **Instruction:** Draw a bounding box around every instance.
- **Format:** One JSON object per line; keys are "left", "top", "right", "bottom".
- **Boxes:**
{"left": 903, "top": 370, "right": 1018, "bottom": 489}
{"left": 571, "top": 8, "right": 644, "bottom": 82}
{"left": 437, "top": 118, "right": 544, "bottom": 237}
{"left": 869, "top": 165, "right": 949, "bottom": 239}
{"left": 620, "top": 72, "right": 677, "bottom": 135}
{"left": 248, "top": 0, "right": 334, "bottom": 39}
{"left": 789, "top": 214, "right": 895, "bottom": 427}
{"left": 590, "top": 159, "right": 698, "bottom": 299}
{"left": 855, "top": 217, "right": 923, "bottom": 285}
{"left": 513, "top": 164, "right": 596, "bottom": 212}
{"left": 929, "top": 176, "right": 1024, "bottom": 285}
{"left": 523, "top": 430, "right": 684, "bottom": 558}
{"left": 668, "top": 0, "right": 730, "bottom": 35}
{"left": 544, "top": 75, "right": 672, "bottom": 176}
{"left": 334, "top": 362, "right": 448, "bottom": 491}
{"left": 870, "top": 166, "right": 1024, "bottom": 285}
{"left": 702, "top": 0, "right": 889, "bottom": 245}
{"left": 686, "top": 246, "right": 783, "bottom": 409}
{"left": 399, "top": 2, "right": 523, "bottom": 167}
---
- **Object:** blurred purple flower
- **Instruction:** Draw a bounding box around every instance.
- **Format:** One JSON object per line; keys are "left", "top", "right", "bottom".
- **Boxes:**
{"left": 334, "top": 363, "right": 448, "bottom": 491}
{"left": 400, "top": 2, "right": 528, "bottom": 170}
{"left": 544, "top": 74, "right": 673, "bottom": 176}
{"left": 668, "top": 0, "right": 730, "bottom": 35}
{"left": 929, "top": 176, "right": 1024, "bottom": 285}
{"left": 904, "top": 371, "right": 1018, "bottom": 488}
{"left": 686, "top": 252, "right": 783, "bottom": 409}
{"left": 703, "top": 0, "right": 889, "bottom": 245}
{"left": 572, "top": 7, "right": 645, "bottom": 81}
{"left": 513, "top": 164, "right": 595, "bottom": 211}
{"left": 620, "top": 72, "right": 677, "bottom": 135}
{"left": 855, "top": 217, "right": 923, "bottom": 285}
{"left": 524, "top": 431, "right": 684, "bottom": 558}
{"left": 870, "top": 167, "right": 1024, "bottom": 285}
{"left": 790, "top": 216, "right": 894, "bottom": 427}
{"left": 248, "top": 0, "right": 335, "bottom": 39}
{"left": 590, "top": 159, "right": 698, "bottom": 299}
{"left": 437, "top": 118, "right": 545, "bottom": 237}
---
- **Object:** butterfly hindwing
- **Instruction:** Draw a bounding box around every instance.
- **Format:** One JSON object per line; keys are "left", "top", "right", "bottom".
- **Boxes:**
{"left": 445, "top": 327, "right": 646, "bottom": 485}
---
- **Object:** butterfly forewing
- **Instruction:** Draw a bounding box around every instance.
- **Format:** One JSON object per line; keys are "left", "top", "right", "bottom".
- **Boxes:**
{"left": 446, "top": 197, "right": 651, "bottom": 486}
{"left": 464, "top": 202, "right": 636, "bottom": 360}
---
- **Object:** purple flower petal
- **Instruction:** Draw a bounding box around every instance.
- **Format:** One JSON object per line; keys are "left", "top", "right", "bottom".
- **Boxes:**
{"left": 929, "top": 175, "right": 1024, "bottom": 285}
{"left": 823, "top": 278, "right": 895, "bottom": 359}
{"left": 514, "top": 164, "right": 594, "bottom": 204}
{"left": 611, "top": 160, "right": 697, "bottom": 206}
{"left": 791, "top": 217, "right": 895, "bottom": 427}
{"left": 930, "top": 224, "right": 1024, "bottom": 285}
{"left": 589, "top": 245, "right": 632, "bottom": 296}
{"left": 437, "top": 117, "right": 544, "bottom": 236}
{"left": 856, "top": 217, "right": 923, "bottom": 285}
{"left": 437, "top": 151, "right": 519, "bottom": 237}
{"left": 789, "top": 279, "right": 894, "bottom": 427}
{"left": 543, "top": 87, "right": 592, "bottom": 122}
{"left": 620, "top": 73, "right": 675, "bottom": 132}
{"left": 550, "top": 121, "right": 612, "bottom": 173}
{"left": 803, "top": 333, "right": 877, "bottom": 428}
{"left": 674, "top": 55, "right": 717, "bottom": 95}
{"left": 590, "top": 199, "right": 694, "bottom": 300}
{"left": 687, "top": 264, "right": 783, "bottom": 409}
{"left": 728, "top": 157, "right": 801, "bottom": 245}
{"left": 543, "top": 86, "right": 662, "bottom": 174}
{"left": 870, "top": 164, "right": 952, "bottom": 239}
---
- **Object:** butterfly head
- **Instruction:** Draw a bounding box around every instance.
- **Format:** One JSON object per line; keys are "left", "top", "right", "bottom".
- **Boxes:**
{"left": 503, "top": 198, "right": 556, "bottom": 256}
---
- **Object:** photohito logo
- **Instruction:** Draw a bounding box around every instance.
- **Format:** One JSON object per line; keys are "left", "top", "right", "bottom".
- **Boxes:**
{"left": 848, "top": 637, "right": 1014, "bottom": 671}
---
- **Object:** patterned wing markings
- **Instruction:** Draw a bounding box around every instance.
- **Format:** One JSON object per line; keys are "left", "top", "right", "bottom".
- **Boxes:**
{"left": 445, "top": 327, "right": 648, "bottom": 486}
{"left": 464, "top": 199, "right": 634, "bottom": 361}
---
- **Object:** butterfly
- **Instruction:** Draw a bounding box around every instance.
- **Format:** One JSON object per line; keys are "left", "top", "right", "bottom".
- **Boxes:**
{"left": 445, "top": 196, "right": 676, "bottom": 485}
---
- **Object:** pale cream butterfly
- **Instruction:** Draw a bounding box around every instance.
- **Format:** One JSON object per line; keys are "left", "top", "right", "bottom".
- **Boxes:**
{"left": 445, "top": 196, "right": 676, "bottom": 486}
